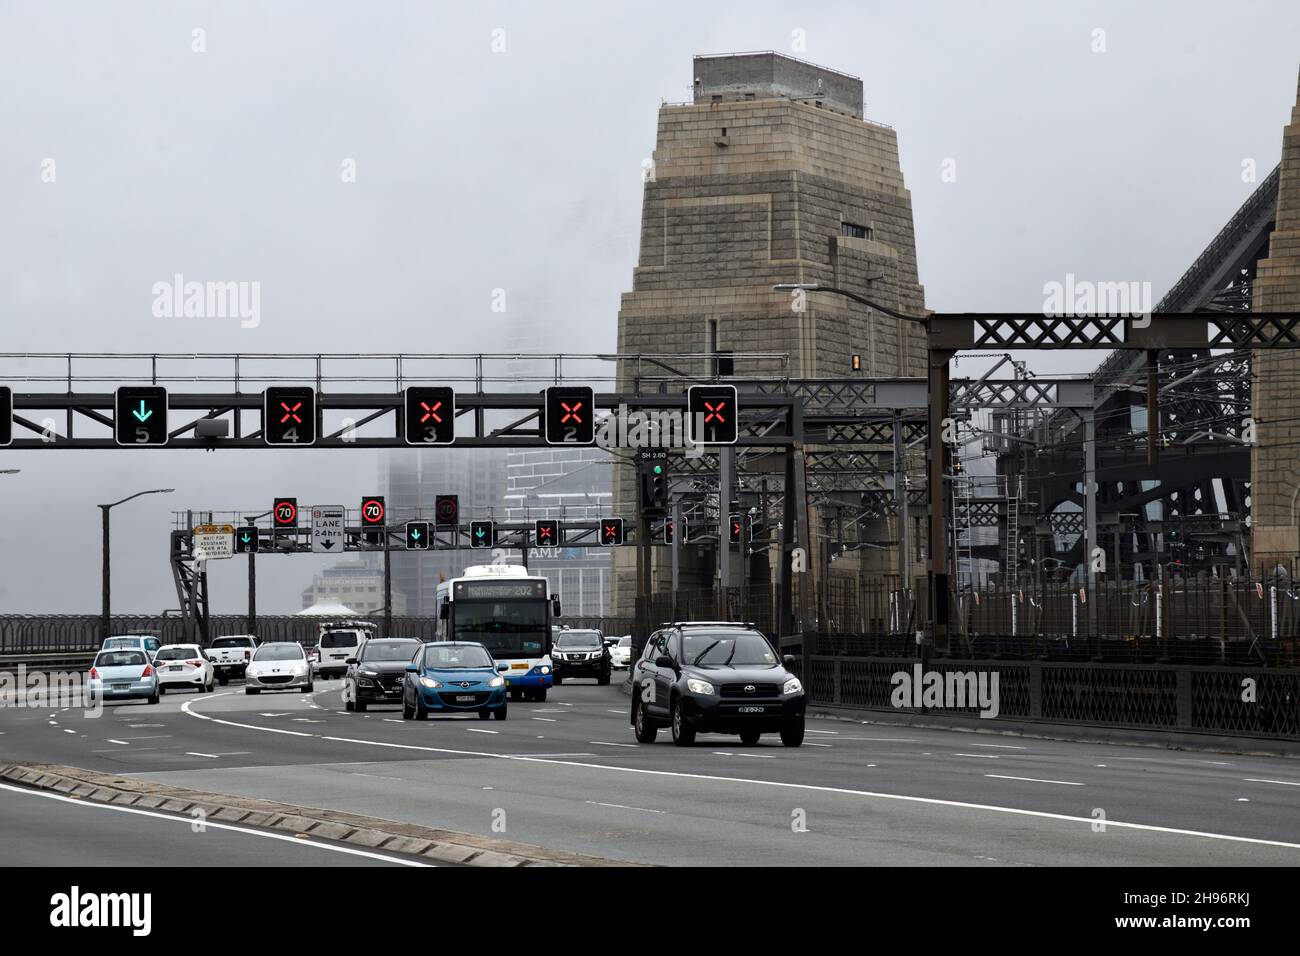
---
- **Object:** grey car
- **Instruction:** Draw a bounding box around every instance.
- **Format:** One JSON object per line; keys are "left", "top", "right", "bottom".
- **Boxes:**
{"left": 88, "top": 649, "right": 160, "bottom": 704}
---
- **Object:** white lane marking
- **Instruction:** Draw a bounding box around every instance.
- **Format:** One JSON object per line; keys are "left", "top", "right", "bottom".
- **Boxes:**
{"left": 107, "top": 739, "right": 130, "bottom": 746}
{"left": 713, "top": 751, "right": 776, "bottom": 759}
{"left": 121, "top": 735, "right": 171, "bottom": 740}
{"left": 259, "top": 713, "right": 290, "bottom": 717}
{"left": 825, "top": 736, "right": 919, "bottom": 742}
{"left": 182, "top": 695, "right": 312, "bottom": 736}
{"left": 806, "top": 729, "right": 839, "bottom": 735}
{"left": 952, "top": 753, "right": 1002, "bottom": 759}
{"left": 531, "top": 717, "right": 557, "bottom": 723}
{"left": 350, "top": 772, "right": 406, "bottom": 782}
{"left": 509, "top": 753, "right": 597, "bottom": 758}
{"left": 465, "top": 728, "right": 499, "bottom": 734}
{"left": 187, "top": 697, "right": 1300, "bottom": 852}
{"left": 590, "top": 741, "right": 637, "bottom": 748}
{"left": 586, "top": 801, "right": 664, "bottom": 814}
{"left": 985, "top": 774, "right": 1084, "bottom": 787}
{"left": 0, "top": 782, "right": 431, "bottom": 866}
{"left": 47, "top": 721, "right": 57, "bottom": 726}
{"left": 63, "top": 729, "right": 76, "bottom": 734}
{"left": 966, "top": 742, "right": 1028, "bottom": 750}
{"left": 292, "top": 719, "right": 325, "bottom": 724}
{"left": 804, "top": 742, "right": 832, "bottom": 748}
{"left": 383, "top": 719, "right": 403, "bottom": 723}
{"left": 606, "top": 709, "right": 627, "bottom": 715}
{"left": 127, "top": 723, "right": 164, "bottom": 728}
{"left": 186, "top": 752, "right": 220, "bottom": 758}
{"left": 1244, "top": 778, "right": 1300, "bottom": 787}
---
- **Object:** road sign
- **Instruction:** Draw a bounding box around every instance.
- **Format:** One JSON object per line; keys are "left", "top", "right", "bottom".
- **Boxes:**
{"left": 470, "top": 520, "right": 495, "bottom": 548}
{"left": 361, "top": 496, "right": 385, "bottom": 545}
{"left": 600, "top": 518, "right": 624, "bottom": 546}
{"left": 273, "top": 498, "right": 298, "bottom": 528}
{"left": 535, "top": 520, "right": 560, "bottom": 546}
{"left": 0, "top": 386, "right": 11, "bottom": 447}
{"left": 435, "top": 494, "right": 459, "bottom": 527}
{"left": 403, "top": 386, "right": 456, "bottom": 445}
{"left": 235, "top": 527, "right": 259, "bottom": 553}
{"left": 264, "top": 387, "right": 317, "bottom": 446}
{"left": 406, "top": 521, "right": 430, "bottom": 550}
{"left": 544, "top": 386, "right": 595, "bottom": 445}
{"left": 114, "top": 386, "right": 169, "bottom": 446}
{"left": 192, "top": 523, "right": 235, "bottom": 561}
{"left": 311, "top": 505, "right": 345, "bottom": 553}
{"left": 687, "top": 384, "right": 738, "bottom": 445}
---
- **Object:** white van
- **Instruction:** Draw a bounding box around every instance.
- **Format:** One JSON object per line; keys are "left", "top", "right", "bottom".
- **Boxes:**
{"left": 314, "top": 623, "right": 375, "bottom": 678}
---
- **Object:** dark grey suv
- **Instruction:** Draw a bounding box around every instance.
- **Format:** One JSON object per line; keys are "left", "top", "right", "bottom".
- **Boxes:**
{"left": 630, "top": 623, "right": 805, "bottom": 747}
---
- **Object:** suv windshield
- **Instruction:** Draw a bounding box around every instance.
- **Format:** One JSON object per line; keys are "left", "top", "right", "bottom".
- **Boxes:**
{"left": 681, "top": 631, "right": 778, "bottom": 667}
{"left": 424, "top": 645, "right": 494, "bottom": 669}
{"left": 556, "top": 631, "right": 602, "bottom": 649}
{"left": 253, "top": 644, "right": 305, "bottom": 662}
{"left": 155, "top": 647, "right": 200, "bottom": 661}
{"left": 362, "top": 640, "right": 419, "bottom": 662}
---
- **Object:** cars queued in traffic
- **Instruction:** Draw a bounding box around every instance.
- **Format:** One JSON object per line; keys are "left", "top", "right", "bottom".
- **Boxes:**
{"left": 89, "top": 621, "right": 807, "bottom": 752}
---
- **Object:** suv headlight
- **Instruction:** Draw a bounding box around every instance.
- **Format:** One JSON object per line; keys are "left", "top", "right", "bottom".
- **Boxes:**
{"left": 361, "top": 669, "right": 378, "bottom": 677}
{"left": 686, "top": 678, "right": 715, "bottom": 695}
{"left": 783, "top": 677, "right": 803, "bottom": 695}
{"left": 489, "top": 676, "right": 504, "bottom": 688}
{"left": 419, "top": 676, "right": 441, "bottom": 688}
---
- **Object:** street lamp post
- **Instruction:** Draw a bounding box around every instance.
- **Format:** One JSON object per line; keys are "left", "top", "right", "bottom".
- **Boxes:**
{"left": 99, "top": 488, "right": 175, "bottom": 643}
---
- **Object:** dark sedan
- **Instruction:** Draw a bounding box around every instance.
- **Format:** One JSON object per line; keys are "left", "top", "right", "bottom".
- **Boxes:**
{"left": 342, "top": 638, "right": 421, "bottom": 712}
{"left": 630, "top": 623, "right": 805, "bottom": 747}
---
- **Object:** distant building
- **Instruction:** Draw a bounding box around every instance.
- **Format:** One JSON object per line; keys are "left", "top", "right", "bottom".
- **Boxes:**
{"left": 301, "top": 557, "right": 405, "bottom": 616}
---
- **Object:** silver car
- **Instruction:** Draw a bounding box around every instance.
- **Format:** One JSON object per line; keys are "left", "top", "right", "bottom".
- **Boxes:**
{"left": 88, "top": 649, "right": 160, "bottom": 704}
{"left": 245, "top": 642, "right": 313, "bottom": 694}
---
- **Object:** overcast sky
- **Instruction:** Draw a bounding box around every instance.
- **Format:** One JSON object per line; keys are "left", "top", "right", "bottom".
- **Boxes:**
{"left": 1, "top": 0, "right": 1298, "bottom": 614}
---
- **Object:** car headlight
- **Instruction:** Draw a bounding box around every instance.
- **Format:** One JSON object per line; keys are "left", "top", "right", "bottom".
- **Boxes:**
{"left": 783, "top": 677, "right": 803, "bottom": 695}
{"left": 419, "top": 676, "right": 441, "bottom": 688}
{"left": 686, "top": 678, "right": 715, "bottom": 695}
{"left": 361, "top": 669, "right": 378, "bottom": 677}
{"left": 489, "top": 676, "right": 504, "bottom": 688}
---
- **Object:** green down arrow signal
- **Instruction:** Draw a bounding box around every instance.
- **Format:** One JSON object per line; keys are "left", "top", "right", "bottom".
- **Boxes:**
{"left": 410, "top": 529, "right": 421, "bottom": 540}
{"left": 132, "top": 400, "right": 154, "bottom": 423}
{"left": 475, "top": 528, "right": 485, "bottom": 537}
{"left": 241, "top": 533, "right": 251, "bottom": 543}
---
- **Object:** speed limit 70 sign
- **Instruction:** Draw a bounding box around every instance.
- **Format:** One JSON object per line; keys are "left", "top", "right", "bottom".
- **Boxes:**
{"left": 361, "top": 496, "right": 385, "bottom": 545}
{"left": 273, "top": 497, "right": 298, "bottom": 527}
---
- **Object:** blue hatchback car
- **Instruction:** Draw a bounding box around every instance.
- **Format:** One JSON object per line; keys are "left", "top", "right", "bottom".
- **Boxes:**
{"left": 403, "top": 641, "right": 509, "bottom": 721}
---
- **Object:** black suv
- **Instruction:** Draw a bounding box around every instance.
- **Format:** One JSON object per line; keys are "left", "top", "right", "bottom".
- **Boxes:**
{"left": 630, "top": 623, "right": 805, "bottom": 747}
{"left": 342, "top": 638, "right": 421, "bottom": 712}
{"left": 551, "top": 628, "right": 611, "bottom": 685}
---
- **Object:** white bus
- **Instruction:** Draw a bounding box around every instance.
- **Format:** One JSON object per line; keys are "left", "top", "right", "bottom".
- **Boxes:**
{"left": 435, "top": 565, "right": 557, "bottom": 702}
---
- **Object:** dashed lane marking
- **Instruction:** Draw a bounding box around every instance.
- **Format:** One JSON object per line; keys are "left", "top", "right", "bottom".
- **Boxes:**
{"left": 985, "top": 774, "right": 1083, "bottom": 787}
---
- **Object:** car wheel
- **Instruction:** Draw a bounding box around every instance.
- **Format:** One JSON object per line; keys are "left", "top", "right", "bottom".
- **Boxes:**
{"left": 493, "top": 704, "right": 508, "bottom": 721}
{"left": 301, "top": 682, "right": 313, "bottom": 694}
{"left": 402, "top": 695, "right": 414, "bottom": 720}
{"left": 157, "top": 685, "right": 166, "bottom": 696}
{"left": 414, "top": 697, "right": 428, "bottom": 721}
{"left": 534, "top": 688, "right": 547, "bottom": 703}
{"left": 217, "top": 674, "right": 229, "bottom": 686}
{"left": 345, "top": 698, "right": 354, "bottom": 712}
{"left": 598, "top": 670, "right": 610, "bottom": 686}
{"left": 739, "top": 729, "right": 761, "bottom": 746}
{"left": 780, "top": 719, "right": 805, "bottom": 747}
{"left": 632, "top": 697, "right": 657, "bottom": 744}
{"left": 670, "top": 696, "right": 695, "bottom": 746}
{"left": 246, "top": 687, "right": 260, "bottom": 695}
{"left": 479, "top": 710, "right": 491, "bottom": 720}
{"left": 147, "top": 692, "right": 159, "bottom": 705}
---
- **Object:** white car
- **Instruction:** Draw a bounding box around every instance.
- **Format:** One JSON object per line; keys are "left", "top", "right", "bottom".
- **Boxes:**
{"left": 610, "top": 635, "right": 633, "bottom": 669}
{"left": 245, "top": 642, "right": 313, "bottom": 694}
{"left": 154, "top": 644, "right": 215, "bottom": 693}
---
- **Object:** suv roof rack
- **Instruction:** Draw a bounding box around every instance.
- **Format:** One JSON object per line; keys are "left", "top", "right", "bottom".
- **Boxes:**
{"left": 658, "top": 621, "right": 757, "bottom": 629}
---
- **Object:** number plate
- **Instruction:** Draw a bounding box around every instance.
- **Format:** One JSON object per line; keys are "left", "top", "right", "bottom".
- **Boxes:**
{"left": 112, "top": 683, "right": 130, "bottom": 691}
{"left": 167, "top": 666, "right": 185, "bottom": 672}
{"left": 510, "top": 663, "right": 528, "bottom": 670}
{"left": 738, "top": 706, "right": 766, "bottom": 713}
{"left": 455, "top": 695, "right": 476, "bottom": 703}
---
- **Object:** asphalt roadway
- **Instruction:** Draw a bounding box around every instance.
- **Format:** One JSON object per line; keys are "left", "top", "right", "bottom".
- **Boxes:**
{"left": 1, "top": 675, "right": 1298, "bottom": 866}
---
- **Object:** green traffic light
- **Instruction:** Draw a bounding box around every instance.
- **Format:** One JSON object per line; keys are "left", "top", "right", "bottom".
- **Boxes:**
{"left": 653, "top": 464, "right": 663, "bottom": 475}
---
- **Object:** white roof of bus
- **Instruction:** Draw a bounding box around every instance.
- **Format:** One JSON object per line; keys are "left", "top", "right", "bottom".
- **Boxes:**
{"left": 460, "top": 564, "right": 532, "bottom": 578}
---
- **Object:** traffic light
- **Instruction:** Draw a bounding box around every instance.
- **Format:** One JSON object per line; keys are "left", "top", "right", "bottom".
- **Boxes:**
{"left": 470, "top": 520, "right": 495, "bottom": 548}
{"left": 435, "top": 494, "right": 459, "bottom": 527}
{"left": 640, "top": 457, "right": 669, "bottom": 516}
{"left": 544, "top": 386, "right": 595, "bottom": 445}
{"left": 663, "top": 517, "right": 689, "bottom": 545}
{"left": 406, "top": 521, "right": 430, "bottom": 550}
{"left": 273, "top": 497, "right": 298, "bottom": 528}
{"left": 235, "top": 527, "right": 259, "bottom": 554}
{"left": 264, "top": 387, "right": 317, "bottom": 446}
{"left": 404, "top": 386, "right": 456, "bottom": 445}
{"left": 687, "top": 384, "right": 738, "bottom": 445}
{"left": 0, "top": 386, "right": 11, "bottom": 446}
{"left": 114, "top": 386, "right": 169, "bottom": 446}
{"left": 534, "top": 520, "right": 560, "bottom": 546}
{"left": 600, "top": 518, "right": 624, "bottom": 546}
{"left": 361, "top": 496, "right": 385, "bottom": 545}
{"left": 729, "top": 513, "right": 744, "bottom": 545}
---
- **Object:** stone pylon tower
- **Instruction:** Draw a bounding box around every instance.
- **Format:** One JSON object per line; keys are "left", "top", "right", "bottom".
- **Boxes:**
{"left": 611, "top": 52, "right": 928, "bottom": 616}
{"left": 1250, "top": 67, "right": 1300, "bottom": 572}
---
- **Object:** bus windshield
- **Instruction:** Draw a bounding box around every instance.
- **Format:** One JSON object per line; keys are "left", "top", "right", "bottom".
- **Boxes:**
{"left": 452, "top": 599, "right": 547, "bottom": 658}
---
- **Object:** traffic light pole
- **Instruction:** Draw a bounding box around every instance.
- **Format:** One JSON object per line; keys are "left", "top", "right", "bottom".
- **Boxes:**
{"left": 383, "top": 532, "right": 392, "bottom": 639}
{"left": 670, "top": 499, "right": 681, "bottom": 622}
{"left": 246, "top": 534, "right": 257, "bottom": 637}
{"left": 100, "top": 505, "right": 111, "bottom": 643}
{"left": 718, "top": 448, "right": 734, "bottom": 619}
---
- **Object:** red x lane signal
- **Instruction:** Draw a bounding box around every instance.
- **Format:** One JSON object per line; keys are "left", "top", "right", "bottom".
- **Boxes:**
{"left": 544, "top": 386, "right": 595, "bottom": 445}
{"left": 404, "top": 387, "right": 456, "bottom": 445}
{"left": 600, "top": 518, "right": 624, "bottom": 546}
{"left": 687, "top": 385, "right": 738, "bottom": 445}
{"left": 264, "top": 387, "right": 317, "bottom": 445}
{"left": 535, "top": 520, "right": 560, "bottom": 545}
